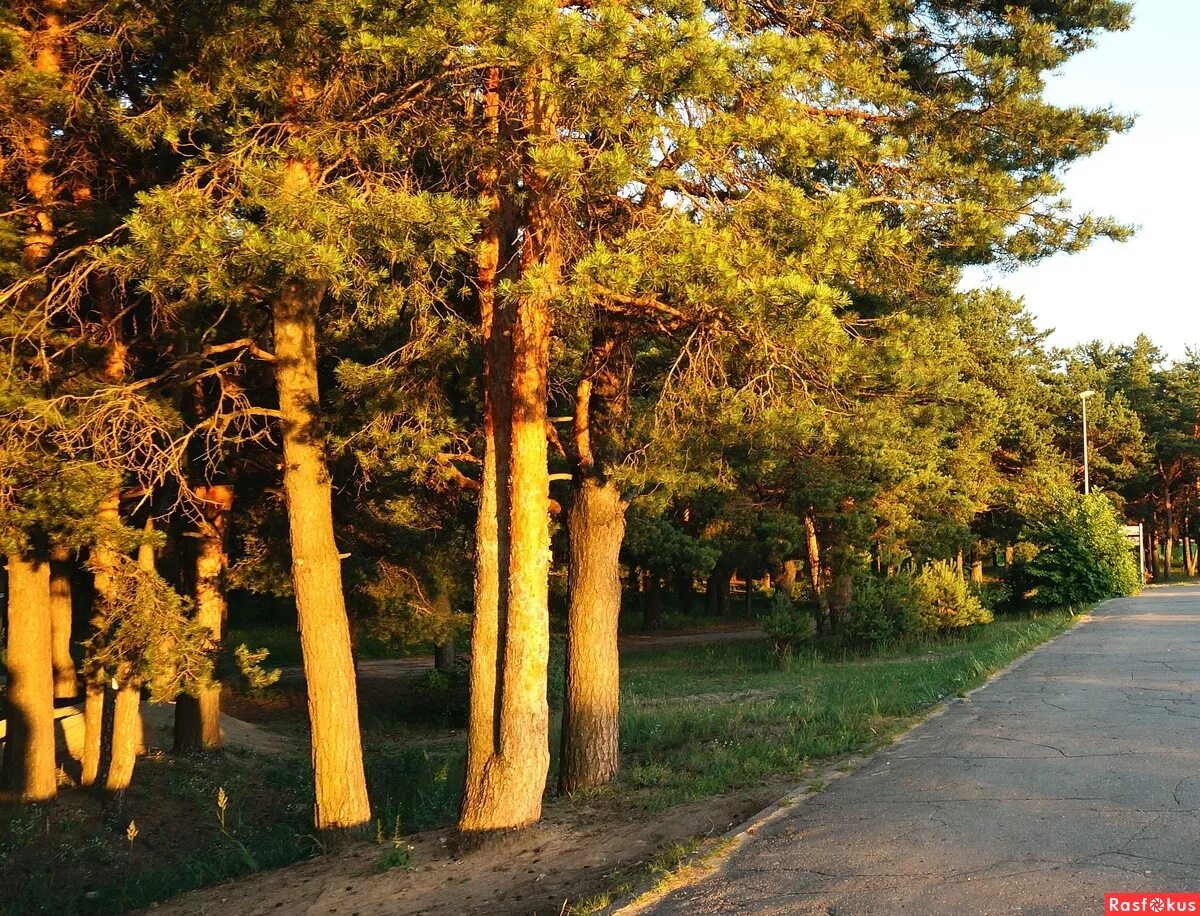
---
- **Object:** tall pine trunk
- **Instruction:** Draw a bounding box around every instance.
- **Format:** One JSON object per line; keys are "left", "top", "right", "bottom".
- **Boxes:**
{"left": 49, "top": 546, "right": 76, "bottom": 699}
{"left": 1, "top": 553, "right": 57, "bottom": 801}
{"left": 559, "top": 478, "right": 626, "bottom": 794}
{"left": 3, "top": 2, "right": 62, "bottom": 801}
{"left": 82, "top": 491, "right": 121, "bottom": 788}
{"left": 273, "top": 270, "right": 371, "bottom": 835}
{"left": 460, "top": 68, "right": 555, "bottom": 834}
{"left": 174, "top": 484, "right": 234, "bottom": 753}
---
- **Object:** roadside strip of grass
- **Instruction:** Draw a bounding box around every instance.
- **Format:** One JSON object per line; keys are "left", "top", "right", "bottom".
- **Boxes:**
{"left": 1, "top": 608, "right": 1080, "bottom": 914}
{"left": 613, "top": 609, "right": 1080, "bottom": 809}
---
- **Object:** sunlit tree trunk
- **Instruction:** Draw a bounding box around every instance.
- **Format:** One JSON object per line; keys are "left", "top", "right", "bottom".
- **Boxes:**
{"left": 49, "top": 546, "right": 76, "bottom": 699}
{"left": 1, "top": 553, "right": 57, "bottom": 801}
{"left": 804, "top": 511, "right": 828, "bottom": 631}
{"left": 174, "top": 484, "right": 234, "bottom": 753}
{"left": 272, "top": 235, "right": 371, "bottom": 835}
{"left": 460, "top": 69, "right": 555, "bottom": 833}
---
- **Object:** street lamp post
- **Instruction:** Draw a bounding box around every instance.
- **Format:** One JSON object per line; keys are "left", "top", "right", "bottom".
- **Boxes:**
{"left": 1080, "top": 390, "right": 1096, "bottom": 495}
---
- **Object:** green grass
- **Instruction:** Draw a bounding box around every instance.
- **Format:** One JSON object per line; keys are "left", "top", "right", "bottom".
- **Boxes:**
{"left": 616, "top": 610, "right": 1077, "bottom": 807}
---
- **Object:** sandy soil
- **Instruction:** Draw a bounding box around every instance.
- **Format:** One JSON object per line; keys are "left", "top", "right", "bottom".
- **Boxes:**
{"left": 139, "top": 780, "right": 795, "bottom": 916}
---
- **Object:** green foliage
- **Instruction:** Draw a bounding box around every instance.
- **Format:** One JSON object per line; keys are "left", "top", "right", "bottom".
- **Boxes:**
{"left": 914, "top": 563, "right": 993, "bottom": 633}
{"left": 971, "top": 580, "right": 1014, "bottom": 616}
{"left": 359, "top": 561, "right": 469, "bottom": 649}
{"left": 758, "top": 589, "right": 815, "bottom": 656}
{"left": 1021, "top": 491, "right": 1141, "bottom": 608}
{"left": 232, "top": 645, "right": 281, "bottom": 693}
{"left": 83, "top": 554, "right": 214, "bottom": 702}
{"left": 846, "top": 572, "right": 921, "bottom": 648}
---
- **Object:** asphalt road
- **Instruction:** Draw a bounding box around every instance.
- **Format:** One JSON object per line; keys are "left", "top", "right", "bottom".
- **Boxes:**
{"left": 638, "top": 586, "right": 1200, "bottom": 915}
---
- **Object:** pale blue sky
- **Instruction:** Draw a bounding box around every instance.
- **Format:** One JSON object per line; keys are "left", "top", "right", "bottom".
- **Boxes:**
{"left": 962, "top": 0, "right": 1199, "bottom": 361}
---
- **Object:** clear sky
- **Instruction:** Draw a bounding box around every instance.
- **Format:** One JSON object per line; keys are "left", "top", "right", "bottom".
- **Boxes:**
{"left": 961, "top": 0, "right": 1200, "bottom": 362}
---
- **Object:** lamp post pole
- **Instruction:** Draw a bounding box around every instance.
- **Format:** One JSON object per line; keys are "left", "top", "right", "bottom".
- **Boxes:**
{"left": 1080, "top": 390, "right": 1096, "bottom": 495}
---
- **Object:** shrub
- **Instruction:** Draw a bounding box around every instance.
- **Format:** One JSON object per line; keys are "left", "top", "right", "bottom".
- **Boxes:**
{"left": 1022, "top": 491, "right": 1140, "bottom": 608}
{"left": 970, "top": 580, "right": 1013, "bottom": 615}
{"left": 760, "top": 589, "right": 815, "bottom": 655}
{"left": 914, "top": 562, "right": 993, "bottom": 633}
{"left": 846, "top": 571, "right": 920, "bottom": 648}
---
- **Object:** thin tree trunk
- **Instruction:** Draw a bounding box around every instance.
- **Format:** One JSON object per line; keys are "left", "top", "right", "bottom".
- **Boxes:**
{"left": 803, "top": 512, "right": 829, "bottom": 631}
{"left": 174, "top": 484, "right": 233, "bottom": 753}
{"left": 674, "top": 572, "right": 694, "bottom": 616}
{"left": 82, "top": 491, "right": 122, "bottom": 788}
{"left": 102, "top": 679, "right": 141, "bottom": 793}
{"left": 49, "top": 546, "right": 76, "bottom": 700}
{"left": 272, "top": 259, "right": 370, "bottom": 835}
{"left": 434, "top": 638, "right": 456, "bottom": 674}
{"left": 559, "top": 478, "right": 626, "bottom": 794}
{"left": 81, "top": 684, "right": 104, "bottom": 787}
{"left": 1, "top": 553, "right": 57, "bottom": 801}
{"left": 1004, "top": 543, "right": 1014, "bottom": 567}
{"left": 970, "top": 546, "right": 984, "bottom": 585}
{"left": 1150, "top": 532, "right": 1161, "bottom": 580}
{"left": 642, "top": 572, "right": 663, "bottom": 632}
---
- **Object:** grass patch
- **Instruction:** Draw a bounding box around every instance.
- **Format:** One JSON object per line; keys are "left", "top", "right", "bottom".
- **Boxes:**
{"left": 616, "top": 609, "right": 1077, "bottom": 807}
{"left": 566, "top": 836, "right": 710, "bottom": 914}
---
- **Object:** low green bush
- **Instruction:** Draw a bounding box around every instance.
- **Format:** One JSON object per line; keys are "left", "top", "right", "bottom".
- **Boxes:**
{"left": 970, "top": 579, "right": 1013, "bottom": 615}
{"left": 846, "top": 571, "right": 920, "bottom": 648}
{"left": 759, "top": 590, "right": 816, "bottom": 655}
{"left": 1020, "top": 491, "right": 1140, "bottom": 608}
{"left": 914, "top": 562, "right": 992, "bottom": 632}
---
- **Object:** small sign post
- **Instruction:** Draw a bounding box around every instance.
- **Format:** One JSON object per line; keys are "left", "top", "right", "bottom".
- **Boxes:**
{"left": 1122, "top": 524, "right": 1145, "bottom": 582}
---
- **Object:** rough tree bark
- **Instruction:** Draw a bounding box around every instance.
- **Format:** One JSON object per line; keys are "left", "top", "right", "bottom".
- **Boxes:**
{"left": 1, "top": 554, "right": 57, "bottom": 801}
{"left": 559, "top": 478, "right": 626, "bottom": 794}
{"left": 49, "top": 546, "right": 76, "bottom": 699}
{"left": 174, "top": 484, "right": 234, "bottom": 753}
{"left": 460, "top": 68, "right": 556, "bottom": 833}
{"left": 272, "top": 236, "right": 371, "bottom": 834}
{"left": 803, "top": 511, "right": 829, "bottom": 632}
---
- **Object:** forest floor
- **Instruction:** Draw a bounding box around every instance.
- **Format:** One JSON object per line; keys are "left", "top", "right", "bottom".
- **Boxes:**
{"left": 0, "top": 610, "right": 1079, "bottom": 915}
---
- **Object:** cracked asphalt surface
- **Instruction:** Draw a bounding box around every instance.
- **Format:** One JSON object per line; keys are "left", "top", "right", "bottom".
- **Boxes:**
{"left": 640, "top": 586, "right": 1200, "bottom": 915}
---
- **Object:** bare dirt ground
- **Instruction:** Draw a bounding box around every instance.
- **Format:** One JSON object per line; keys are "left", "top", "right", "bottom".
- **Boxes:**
{"left": 139, "top": 778, "right": 796, "bottom": 916}
{"left": 139, "top": 624, "right": 775, "bottom": 915}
